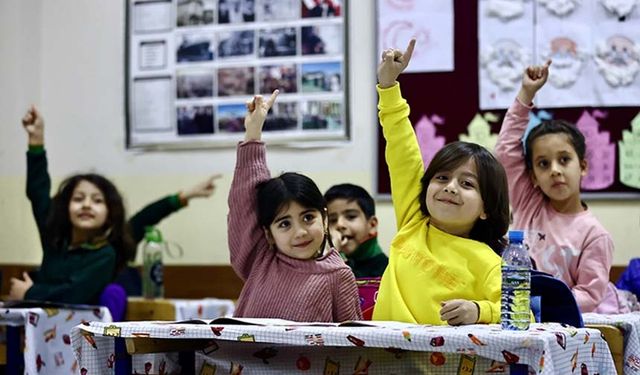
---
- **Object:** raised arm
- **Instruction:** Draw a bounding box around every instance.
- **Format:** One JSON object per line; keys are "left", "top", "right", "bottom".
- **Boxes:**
{"left": 376, "top": 39, "right": 424, "bottom": 228}
{"left": 227, "top": 91, "right": 279, "bottom": 280}
{"left": 23, "top": 106, "right": 51, "bottom": 240}
{"left": 128, "top": 175, "right": 222, "bottom": 243}
{"left": 494, "top": 61, "right": 551, "bottom": 211}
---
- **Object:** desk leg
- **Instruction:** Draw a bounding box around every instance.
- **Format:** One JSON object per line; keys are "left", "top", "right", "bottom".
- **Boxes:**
{"left": 178, "top": 351, "right": 195, "bottom": 374}
{"left": 6, "top": 326, "right": 23, "bottom": 375}
{"left": 114, "top": 338, "right": 131, "bottom": 375}
{"left": 510, "top": 364, "right": 528, "bottom": 375}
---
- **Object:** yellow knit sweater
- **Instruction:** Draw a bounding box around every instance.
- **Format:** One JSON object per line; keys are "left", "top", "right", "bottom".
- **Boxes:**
{"left": 372, "top": 83, "right": 502, "bottom": 325}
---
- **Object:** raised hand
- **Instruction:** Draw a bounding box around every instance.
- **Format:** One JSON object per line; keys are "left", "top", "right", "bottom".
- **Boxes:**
{"left": 179, "top": 174, "right": 223, "bottom": 201}
{"left": 244, "top": 90, "right": 279, "bottom": 142}
{"left": 22, "top": 105, "right": 44, "bottom": 146}
{"left": 518, "top": 60, "right": 552, "bottom": 105}
{"left": 440, "top": 299, "right": 479, "bottom": 326}
{"left": 377, "top": 38, "right": 416, "bottom": 89}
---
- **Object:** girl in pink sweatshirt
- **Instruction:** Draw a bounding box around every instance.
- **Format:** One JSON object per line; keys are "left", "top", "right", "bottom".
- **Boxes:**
{"left": 227, "top": 91, "right": 362, "bottom": 322}
{"left": 495, "top": 61, "right": 636, "bottom": 313}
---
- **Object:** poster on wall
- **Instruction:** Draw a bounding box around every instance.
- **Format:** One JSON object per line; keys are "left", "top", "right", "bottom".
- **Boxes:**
{"left": 126, "top": 0, "right": 349, "bottom": 149}
{"left": 478, "top": 0, "right": 640, "bottom": 110}
{"left": 377, "top": 0, "right": 454, "bottom": 73}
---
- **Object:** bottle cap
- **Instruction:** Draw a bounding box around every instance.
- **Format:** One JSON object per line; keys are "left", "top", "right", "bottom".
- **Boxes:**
{"left": 145, "top": 226, "right": 163, "bottom": 243}
{"left": 508, "top": 230, "right": 524, "bottom": 243}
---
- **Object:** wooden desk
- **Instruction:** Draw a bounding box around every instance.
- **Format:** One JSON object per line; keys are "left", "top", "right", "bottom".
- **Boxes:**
{"left": 126, "top": 298, "right": 176, "bottom": 321}
{"left": 125, "top": 297, "right": 235, "bottom": 321}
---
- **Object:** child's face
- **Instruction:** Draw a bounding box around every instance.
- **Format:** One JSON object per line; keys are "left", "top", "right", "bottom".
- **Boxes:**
{"left": 529, "top": 133, "right": 587, "bottom": 207}
{"left": 68, "top": 180, "right": 109, "bottom": 234}
{"left": 266, "top": 201, "right": 326, "bottom": 260}
{"left": 425, "top": 158, "right": 486, "bottom": 237}
{"left": 327, "top": 198, "right": 377, "bottom": 256}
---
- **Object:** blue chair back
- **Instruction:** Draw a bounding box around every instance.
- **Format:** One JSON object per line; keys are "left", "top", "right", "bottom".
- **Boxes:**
{"left": 530, "top": 270, "right": 583, "bottom": 328}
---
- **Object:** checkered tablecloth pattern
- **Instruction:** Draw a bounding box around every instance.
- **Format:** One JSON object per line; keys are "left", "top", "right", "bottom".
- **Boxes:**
{"left": 583, "top": 312, "right": 640, "bottom": 373}
{"left": 71, "top": 320, "right": 615, "bottom": 374}
{"left": 0, "top": 306, "right": 112, "bottom": 374}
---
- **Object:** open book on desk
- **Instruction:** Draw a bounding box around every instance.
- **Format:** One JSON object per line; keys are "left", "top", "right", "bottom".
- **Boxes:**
{"left": 172, "top": 316, "right": 422, "bottom": 329}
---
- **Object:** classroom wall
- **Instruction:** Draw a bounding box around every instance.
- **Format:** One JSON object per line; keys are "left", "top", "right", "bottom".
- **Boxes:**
{"left": 1, "top": 0, "right": 639, "bottom": 267}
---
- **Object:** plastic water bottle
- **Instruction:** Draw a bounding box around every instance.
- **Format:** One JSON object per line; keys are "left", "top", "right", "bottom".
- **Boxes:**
{"left": 501, "top": 230, "right": 531, "bottom": 330}
{"left": 142, "top": 226, "right": 165, "bottom": 299}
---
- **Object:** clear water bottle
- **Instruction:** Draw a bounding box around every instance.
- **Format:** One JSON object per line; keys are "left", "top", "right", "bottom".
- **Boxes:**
{"left": 142, "top": 226, "right": 165, "bottom": 299}
{"left": 501, "top": 230, "right": 531, "bottom": 330}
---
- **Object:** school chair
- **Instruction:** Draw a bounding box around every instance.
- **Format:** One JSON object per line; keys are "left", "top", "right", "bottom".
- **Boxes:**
{"left": 530, "top": 270, "right": 584, "bottom": 328}
{"left": 356, "top": 277, "right": 381, "bottom": 320}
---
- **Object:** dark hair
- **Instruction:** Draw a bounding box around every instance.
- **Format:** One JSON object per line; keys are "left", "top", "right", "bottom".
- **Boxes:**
{"left": 257, "top": 172, "right": 327, "bottom": 227}
{"left": 524, "top": 119, "right": 586, "bottom": 171}
{"left": 324, "top": 183, "right": 375, "bottom": 218}
{"left": 419, "top": 141, "right": 510, "bottom": 254}
{"left": 45, "top": 174, "right": 136, "bottom": 274}
{"left": 257, "top": 172, "right": 333, "bottom": 250}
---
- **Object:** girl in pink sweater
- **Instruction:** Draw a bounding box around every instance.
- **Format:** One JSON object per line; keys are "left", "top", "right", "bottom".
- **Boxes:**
{"left": 495, "top": 61, "right": 636, "bottom": 313}
{"left": 227, "top": 91, "right": 362, "bottom": 322}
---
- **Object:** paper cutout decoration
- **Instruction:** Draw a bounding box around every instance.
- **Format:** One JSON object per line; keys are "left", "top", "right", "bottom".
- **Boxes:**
{"left": 593, "top": 35, "right": 640, "bottom": 87}
{"left": 600, "top": 0, "right": 639, "bottom": 19}
{"left": 414, "top": 114, "right": 446, "bottom": 169}
{"left": 577, "top": 110, "right": 616, "bottom": 190}
{"left": 484, "top": 0, "right": 527, "bottom": 21}
{"left": 619, "top": 112, "right": 640, "bottom": 189}
{"left": 459, "top": 112, "right": 499, "bottom": 151}
{"left": 541, "top": 37, "right": 586, "bottom": 88}
{"left": 522, "top": 110, "right": 553, "bottom": 149}
{"left": 481, "top": 39, "right": 531, "bottom": 91}
{"left": 538, "top": 0, "right": 580, "bottom": 16}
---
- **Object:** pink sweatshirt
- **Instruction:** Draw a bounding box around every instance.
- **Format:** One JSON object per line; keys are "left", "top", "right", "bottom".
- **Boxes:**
{"left": 495, "top": 99, "right": 615, "bottom": 313}
{"left": 227, "top": 141, "right": 362, "bottom": 322}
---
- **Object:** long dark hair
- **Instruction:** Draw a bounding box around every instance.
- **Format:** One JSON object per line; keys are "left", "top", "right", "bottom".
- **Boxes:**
{"left": 257, "top": 172, "right": 334, "bottom": 251}
{"left": 45, "top": 174, "right": 135, "bottom": 274}
{"left": 419, "top": 142, "right": 510, "bottom": 254}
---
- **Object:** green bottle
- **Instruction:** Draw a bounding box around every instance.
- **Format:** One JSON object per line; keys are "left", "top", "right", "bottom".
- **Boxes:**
{"left": 142, "top": 226, "right": 165, "bottom": 299}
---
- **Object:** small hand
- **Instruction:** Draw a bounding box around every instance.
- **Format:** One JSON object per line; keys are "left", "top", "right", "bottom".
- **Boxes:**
{"left": 9, "top": 272, "right": 33, "bottom": 301}
{"left": 329, "top": 228, "right": 347, "bottom": 252}
{"left": 22, "top": 105, "right": 44, "bottom": 146}
{"left": 518, "top": 60, "right": 552, "bottom": 104}
{"left": 244, "top": 90, "right": 279, "bottom": 141}
{"left": 180, "top": 174, "right": 222, "bottom": 201}
{"left": 440, "top": 299, "right": 479, "bottom": 326}
{"left": 377, "top": 38, "right": 416, "bottom": 88}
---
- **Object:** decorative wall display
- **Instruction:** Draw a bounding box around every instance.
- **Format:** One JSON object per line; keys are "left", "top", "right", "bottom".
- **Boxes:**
{"left": 377, "top": 0, "right": 454, "bottom": 73}
{"left": 478, "top": 0, "right": 640, "bottom": 110}
{"left": 127, "top": 0, "right": 349, "bottom": 149}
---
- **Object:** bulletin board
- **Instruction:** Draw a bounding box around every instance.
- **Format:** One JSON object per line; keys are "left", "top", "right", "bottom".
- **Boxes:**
{"left": 125, "top": 0, "right": 350, "bottom": 150}
{"left": 376, "top": 0, "right": 640, "bottom": 199}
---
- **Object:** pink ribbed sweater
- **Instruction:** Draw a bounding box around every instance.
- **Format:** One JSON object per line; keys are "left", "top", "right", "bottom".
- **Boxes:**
{"left": 227, "top": 141, "right": 362, "bottom": 322}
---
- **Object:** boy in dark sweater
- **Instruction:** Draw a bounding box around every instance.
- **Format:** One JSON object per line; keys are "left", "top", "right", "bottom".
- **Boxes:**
{"left": 325, "top": 184, "right": 388, "bottom": 278}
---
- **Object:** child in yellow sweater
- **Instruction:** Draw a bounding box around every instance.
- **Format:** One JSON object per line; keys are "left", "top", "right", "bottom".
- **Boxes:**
{"left": 373, "top": 39, "right": 510, "bottom": 325}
